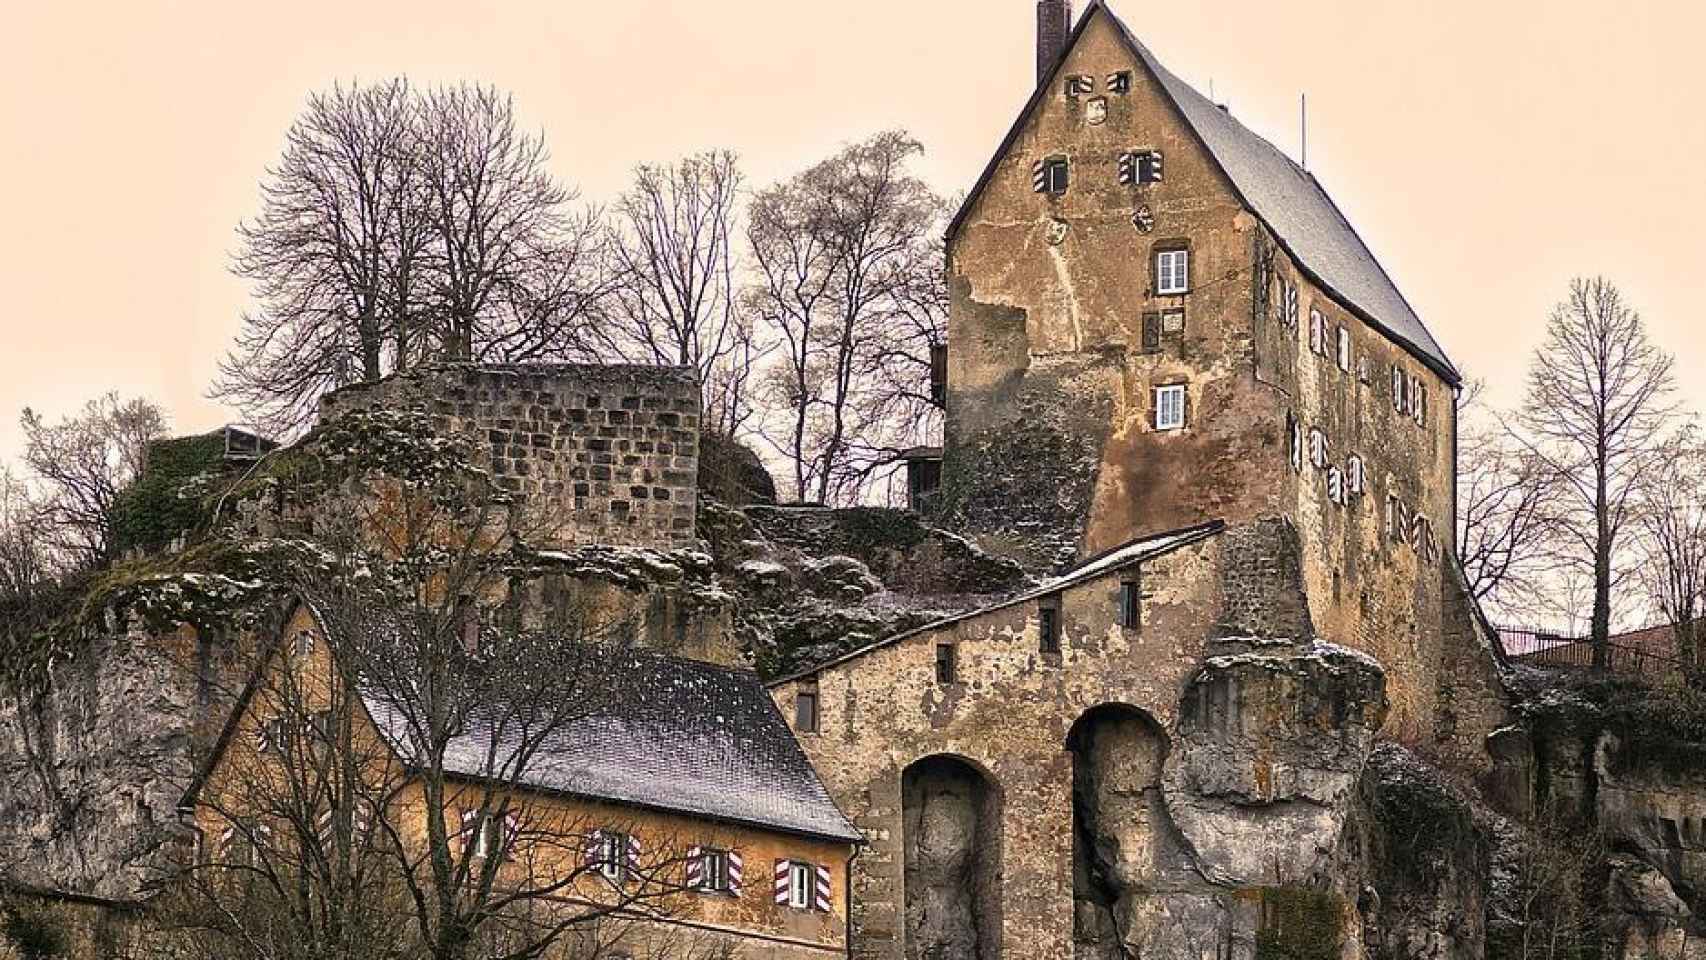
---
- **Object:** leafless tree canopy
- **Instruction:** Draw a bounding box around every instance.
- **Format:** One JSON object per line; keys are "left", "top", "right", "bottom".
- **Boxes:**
{"left": 1517, "top": 276, "right": 1676, "bottom": 661}
{"left": 1637, "top": 427, "right": 1706, "bottom": 686}
{"left": 604, "top": 151, "right": 756, "bottom": 436}
{"left": 217, "top": 80, "right": 611, "bottom": 435}
{"left": 17, "top": 392, "right": 165, "bottom": 567}
{"left": 745, "top": 130, "right": 946, "bottom": 504}
{"left": 1455, "top": 381, "right": 1566, "bottom": 619}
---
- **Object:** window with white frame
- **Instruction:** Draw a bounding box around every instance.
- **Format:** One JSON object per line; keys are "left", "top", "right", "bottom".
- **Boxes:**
{"left": 689, "top": 846, "right": 737, "bottom": 894}
{"left": 463, "top": 809, "right": 517, "bottom": 861}
{"left": 1308, "top": 309, "right": 1326, "bottom": 355}
{"left": 1391, "top": 366, "right": 1406, "bottom": 412}
{"left": 1154, "top": 385, "right": 1186, "bottom": 431}
{"left": 777, "top": 859, "right": 826, "bottom": 911}
{"left": 1347, "top": 455, "right": 1366, "bottom": 495}
{"left": 1155, "top": 249, "right": 1189, "bottom": 295}
{"left": 1336, "top": 327, "right": 1351, "bottom": 371}
{"left": 585, "top": 829, "right": 634, "bottom": 884}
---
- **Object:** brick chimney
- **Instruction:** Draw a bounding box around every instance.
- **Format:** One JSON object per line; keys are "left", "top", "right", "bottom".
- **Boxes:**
{"left": 1037, "top": 0, "right": 1074, "bottom": 87}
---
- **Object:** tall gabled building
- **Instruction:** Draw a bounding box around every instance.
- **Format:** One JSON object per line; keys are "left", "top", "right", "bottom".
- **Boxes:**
{"left": 938, "top": 0, "right": 1478, "bottom": 740}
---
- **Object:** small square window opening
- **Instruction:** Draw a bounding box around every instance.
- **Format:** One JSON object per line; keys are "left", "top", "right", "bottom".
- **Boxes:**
{"left": 1108, "top": 71, "right": 1132, "bottom": 94}
{"left": 1154, "top": 384, "right": 1186, "bottom": 431}
{"left": 1034, "top": 157, "right": 1070, "bottom": 195}
{"left": 935, "top": 643, "right": 957, "bottom": 684}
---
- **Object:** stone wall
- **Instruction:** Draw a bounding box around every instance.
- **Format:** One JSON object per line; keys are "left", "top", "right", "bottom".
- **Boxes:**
{"left": 771, "top": 520, "right": 1391, "bottom": 960}
{"left": 319, "top": 363, "right": 701, "bottom": 550}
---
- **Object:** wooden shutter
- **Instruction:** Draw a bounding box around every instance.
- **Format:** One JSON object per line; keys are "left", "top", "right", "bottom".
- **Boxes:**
{"left": 1032, "top": 160, "right": 1049, "bottom": 193}
{"left": 728, "top": 849, "right": 744, "bottom": 896}
{"left": 626, "top": 834, "right": 641, "bottom": 874}
{"left": 774, "top": 859, "right": 792, "bottom": 905}
{"left": 814, "top": 864, "right": 833, "bottom": 912}
{"left": 582, "top": 829, "right": 604, "bottom": 868}
{"left": 686, "top": 846, "right": 703, "bottom": 889}
{"left": 1117, "top": 152, "right": 1135, "bottom": 185}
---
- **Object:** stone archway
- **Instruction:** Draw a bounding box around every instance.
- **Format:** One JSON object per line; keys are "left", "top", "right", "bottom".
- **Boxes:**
{"left": 902, "top": 754, "right": 1002, "bottom": 960}
{"left": 1068, "top": 704, "right": 1169, "bottom": 960}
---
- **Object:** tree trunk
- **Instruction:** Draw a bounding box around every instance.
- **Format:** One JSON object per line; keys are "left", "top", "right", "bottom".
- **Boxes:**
{"left": 1592, "top": 458, "right": 1611, "bottom": 667}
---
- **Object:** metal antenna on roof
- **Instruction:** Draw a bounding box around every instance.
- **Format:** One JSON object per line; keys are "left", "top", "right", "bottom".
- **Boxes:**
{"left": 1301, "top": 93, "right": 1309, "bottom": 170}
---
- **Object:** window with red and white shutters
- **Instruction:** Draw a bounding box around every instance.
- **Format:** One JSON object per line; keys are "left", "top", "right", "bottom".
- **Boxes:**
{"left": 774, "top": 859, "right": 832, "bottom": 912}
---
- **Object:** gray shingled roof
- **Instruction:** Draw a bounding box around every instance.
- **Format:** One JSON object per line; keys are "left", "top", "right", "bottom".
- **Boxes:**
{"left": 948, "top": 0, "right": 1457, "bottom": 384}
{"left": 361, "top": 650, "right": 860, "bottom": 843}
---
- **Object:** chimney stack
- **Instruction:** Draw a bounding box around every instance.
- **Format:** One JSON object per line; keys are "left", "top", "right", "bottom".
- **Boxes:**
{"left": 1037, "top": 0, "right": 1073, "bottom": 87}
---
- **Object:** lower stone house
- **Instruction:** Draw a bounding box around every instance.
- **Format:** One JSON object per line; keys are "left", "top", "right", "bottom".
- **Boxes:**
{"left": 768, "top": 519, "right": 1396, "bottom": 960}
{"left": 176, "top": 602, "right": 860, "bottom": 960}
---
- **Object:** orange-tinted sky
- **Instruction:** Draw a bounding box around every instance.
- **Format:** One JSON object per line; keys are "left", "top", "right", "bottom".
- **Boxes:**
{"left": 2, "top": 0, "right": 1702, "bottom": 463}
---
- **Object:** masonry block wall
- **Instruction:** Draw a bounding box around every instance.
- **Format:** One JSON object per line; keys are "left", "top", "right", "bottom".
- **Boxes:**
{"left": 319, "top": 364, "right": 700, "bottom": 550}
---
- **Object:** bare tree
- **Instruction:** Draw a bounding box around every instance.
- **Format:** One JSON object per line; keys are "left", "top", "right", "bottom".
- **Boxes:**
{"left": 605, "top": 151, "right": 756, "bottom": 435}
{"left": 417, "top": 83, "right": 610, "bottom": 365}
{"left": 1517, "top": 277, "right": 1676, "bottom": 665}
{"left": 160, "top": 406, "right": 707, "bottom": 960}
{"left": 1637, "top": 427, "right": 1706, "bottom": 687}
{"left": 0, "top": 468, "right": 51, "bottom": 603}
{"left": 1455, "top": 381, "right": 1566, "bottom": 618}
{"left": 217, "top": 80, "right": 424, "bottom": 433}
{"left": 217, "top": 81, "right": 612, "bottom": 435}
{"left": 746, "top": 131, "right": 946, "bottom": 504}
{"left": 17, "top": 392, "right": 166, "bottom": 567}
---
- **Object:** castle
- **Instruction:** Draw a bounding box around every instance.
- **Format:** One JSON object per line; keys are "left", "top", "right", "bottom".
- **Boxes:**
{"left": 3, "top": 3, "right": 1704, "bottom": 960}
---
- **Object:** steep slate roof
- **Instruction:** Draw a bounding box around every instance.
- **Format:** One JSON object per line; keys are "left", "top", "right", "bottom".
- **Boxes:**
{"left": 769, "top": 520, "right": 1224, "bottom": 686}
{"left": 946, "top": 0, "right": 1458, "bottom": 385}
{"left": 362, "top": 649, "right": 861, "bottom": 843}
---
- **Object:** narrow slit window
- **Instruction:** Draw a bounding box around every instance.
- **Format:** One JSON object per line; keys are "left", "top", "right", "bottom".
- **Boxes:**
{"left": 795, "top": 690, "right": 819, "bottom": 733}
{"left": 1118, "top": 580, "right": 1141, "bottom": 629}
{"left": 1155, "top": 248, "right": 1189, "bottom": 294}
{"left": 1336, "top": 327, "right": 1351, "bottom": 371}
{"left": 935, "top": 643, "right": 956, "bottom": 684}
{"left": 1039, "top": 597, "right": 1061, "bottom": 653}
{"left": 1154, "top": 384, "right": 1186, "bottom": 431}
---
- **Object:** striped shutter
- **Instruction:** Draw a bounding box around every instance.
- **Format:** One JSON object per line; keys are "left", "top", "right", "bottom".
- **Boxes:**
{"left": 502, "top": 814, "right": 519, "bottom": 861}
{"left": 1117, "top": 152, "right": 1136, "bottom": 185}
{"left": 1285, "top": 283, "right": 1299, "bottom": 327}
{"left": 626, "top": 834, "right": 641, "bottom": 874}
{"left": 774, "top": 859, "right": 792, "bottom": 905}
{"left": 686, "top": 846, "right": 703, "bottom": 889}
{"left": 582, "top": 829, "right": 604, "bottom": 867}
{"left": 814, "top": 864, "right": 833, "bottom": 912}
{"left": 459, "top": 810, "right": 479, "bottom": 855}
{"left": 1392, "top": 367, "right": 1405, "bottom": 411}
{"left": 1032, "top": 160, "right": 1049, "bottom": 193}
{"left": 728, "top": 850, "right": 744, "bottom": 896}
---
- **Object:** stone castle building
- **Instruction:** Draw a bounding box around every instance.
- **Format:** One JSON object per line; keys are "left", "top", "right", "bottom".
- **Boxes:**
{"left": 3, "top": 3, "right": 1705, "bottom": 960}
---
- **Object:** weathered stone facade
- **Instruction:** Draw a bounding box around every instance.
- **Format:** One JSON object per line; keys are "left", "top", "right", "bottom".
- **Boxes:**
{"left": 939, "top": 1, "right": 1481, "bottom": 744}
{"left": 771, "top": 520, "right": 1395, "bottom": 960}
{"left": 319, "top": 363, "right": 701, "bottom": 550}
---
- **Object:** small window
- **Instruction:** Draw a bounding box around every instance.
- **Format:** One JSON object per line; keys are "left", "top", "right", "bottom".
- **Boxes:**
{"left": 788, "top": 860, "right": 815, "bottom": 910}
{"left": 1155, "top": 248, "right": 1189, "bottom": 294}
{"left": 1391, "top": 366, "right": 1406, "bottom": 412}
{"left": 256, "top": 716, "right": 288, "bottom": 754}
{"left": 1065, "top": 74, "right": 1095, "bottom": 97}
{"left": 595, "top": 831, "right": 630, "bottom": 884}
{"left": 935, "top": 643, "right": 956, "bottom": 684}
{"left": 464, "top": 810, "right": 516, "bottom": 861}
{"left": 1107, "top": 71, "right": 1132, "bottom": 95}
{"left": 1336, "top": 327, "right": 1351, "bottom": 371}
{"left": 1308, "top": 428, "right": 1328, "bottom": 470}
{"left": 1289, "top": 416, "right": 1303, "bottom": 473}
{"left": 1347, "top": 455, "right": 1366, "bottom": 495}
{"left": 1357, "top": 356, "right": 1370, "bottom": 383}
{"left": 1308, "top": 309, "right": 1325, "bottom": 355}
{"left": 1327, "top": 467, "right": 1345, "bottom": 505}
{"left": 1414, "top": 379, "right": 1428, "bottom": 426}
{"left": 1140, "top": 312, "right": 1161, "bottom": 354}
{"left": 795, "top": 690, "right": 819, "bottom": 733}
{"left": 1154, "top": 385, "right": 1186, "bottom": 431}
{"left": 1118, "top": 150, "right": 1164, "bottom": 185}
{"left": 1038, "top": 598, "right": 1061, "bottom": 653}
{"left": 1033, "top": 156, "right": 1070, "bottom": 195}
{"left": 1118, "top": 580, "right": 1140, "bottom": 629}
{"left": 929, "top": 343, "right": 947, "bottom": 407}
{"left": 1283, "top": 282, "right": 1299, "bottom": 328}
{"left": 293, "top": 630, "right": 315, "bottom": 658}
{"left": 693, "top": 847, "right": 733, "bottom": 893}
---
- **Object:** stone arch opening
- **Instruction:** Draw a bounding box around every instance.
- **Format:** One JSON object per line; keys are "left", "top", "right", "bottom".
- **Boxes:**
{"left": 902, "top": 753, "right": 1003, "bottom": 960}
{"left": 1068, "top": 704, "right": 1170, "bottom": 960}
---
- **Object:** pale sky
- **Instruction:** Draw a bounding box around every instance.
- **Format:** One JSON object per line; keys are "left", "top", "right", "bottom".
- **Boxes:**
{"left": 2, "top": 0, "right": 1702, "bottom": 463}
